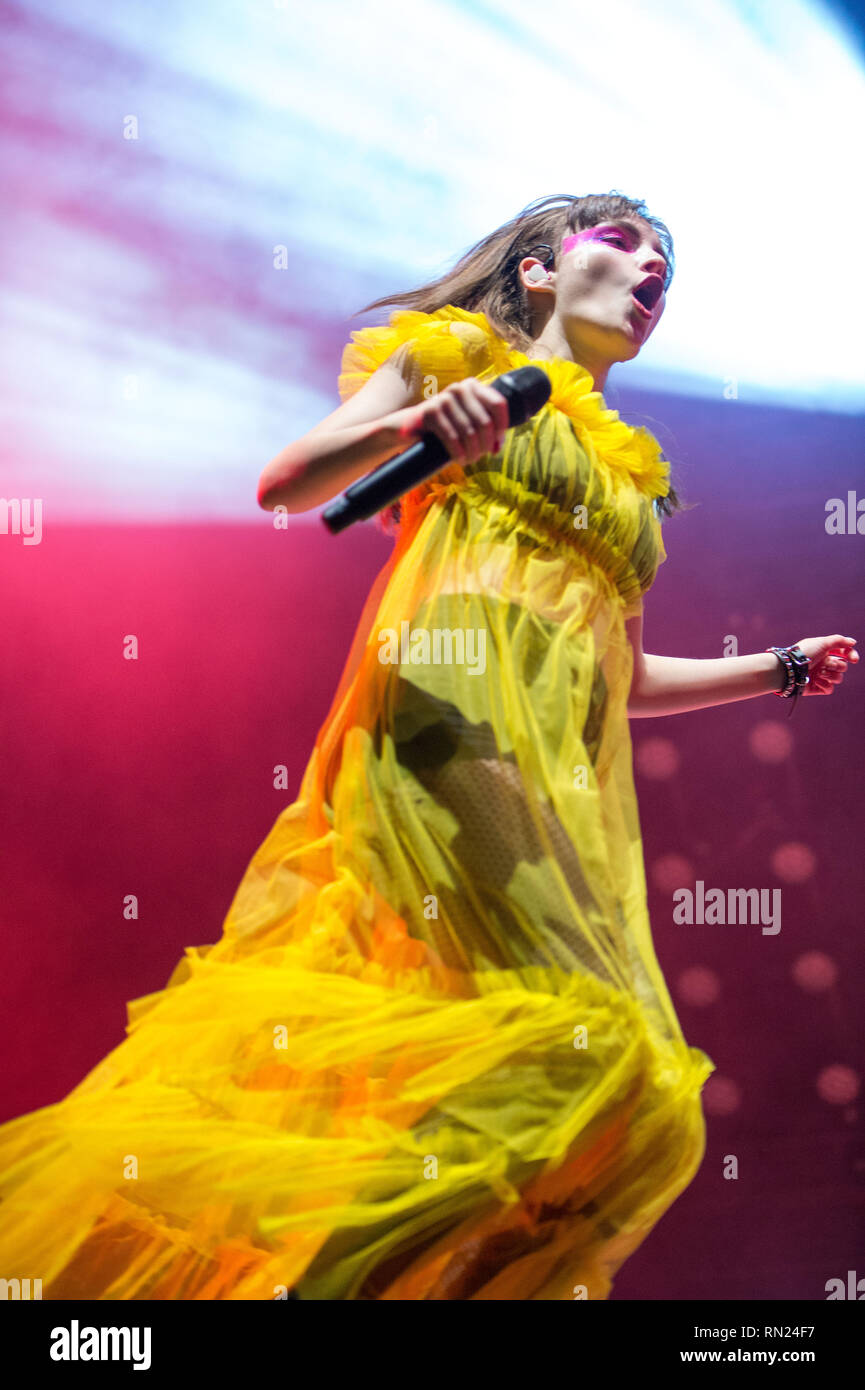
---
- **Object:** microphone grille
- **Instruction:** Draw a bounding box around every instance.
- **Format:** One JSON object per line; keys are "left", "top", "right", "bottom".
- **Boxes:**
{"left": 494, "top": 365, "right": 552, "bottom": 426}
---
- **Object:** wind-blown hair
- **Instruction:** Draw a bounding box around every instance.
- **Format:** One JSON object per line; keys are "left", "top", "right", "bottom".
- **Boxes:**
{"left": 354, "top": 192, "right": 685, "bottom": 518}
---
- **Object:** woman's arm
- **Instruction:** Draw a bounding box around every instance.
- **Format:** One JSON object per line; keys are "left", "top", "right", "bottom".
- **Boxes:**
{"left": 626, "top": 612, "right": 858, "bottom": 716}
{"left": 258, "top": 356, "right": 508, "bottom": 514}
{"left": 257, "top": 356, "right": 418, "bottom": 512}
{"left": 629, "top": 654, "right": 784, "bottom": 717}
{"left": 625, "top": 610, "right": 783, "bottom": 718}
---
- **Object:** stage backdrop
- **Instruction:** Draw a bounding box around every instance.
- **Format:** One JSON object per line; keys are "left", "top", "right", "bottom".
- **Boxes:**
{"left": 2, "top": 0, "right": 864, "bottom": 1303}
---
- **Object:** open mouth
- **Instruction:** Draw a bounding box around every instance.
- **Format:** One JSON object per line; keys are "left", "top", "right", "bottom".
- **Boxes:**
{"left": 631, "top": 275, "right": 664, "bottom": 315}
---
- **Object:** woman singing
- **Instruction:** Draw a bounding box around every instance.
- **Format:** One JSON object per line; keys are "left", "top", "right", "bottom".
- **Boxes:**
{"left": 0, "top": 192, "right": 856, "bottom": 1300}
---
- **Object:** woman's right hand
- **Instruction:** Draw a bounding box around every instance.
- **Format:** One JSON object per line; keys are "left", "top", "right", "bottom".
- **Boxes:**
{"left": 381, "top": 377, "right": 511, "bottom": 464}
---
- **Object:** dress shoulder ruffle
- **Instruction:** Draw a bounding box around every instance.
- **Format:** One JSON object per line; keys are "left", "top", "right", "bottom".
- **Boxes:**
{"left": 338, "top": 305, "right": 672, "bottom": 502}
{"left": 337, "top": 305, "right": 508, "bottom": 405}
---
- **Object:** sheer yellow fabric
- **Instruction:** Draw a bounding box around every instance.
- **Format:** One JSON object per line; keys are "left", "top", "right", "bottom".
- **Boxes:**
{"left": 0, "top": 306, "right": 713, "bottom": 1300}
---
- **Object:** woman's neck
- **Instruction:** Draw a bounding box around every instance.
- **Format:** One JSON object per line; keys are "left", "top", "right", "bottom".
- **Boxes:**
{"left": 520, "top": 316, "right": 608, "bottom": 390}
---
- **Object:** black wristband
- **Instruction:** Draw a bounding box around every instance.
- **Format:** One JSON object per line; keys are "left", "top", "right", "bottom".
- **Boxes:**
{"left": 766, "top": 646, "right": 809, "bottom": 714}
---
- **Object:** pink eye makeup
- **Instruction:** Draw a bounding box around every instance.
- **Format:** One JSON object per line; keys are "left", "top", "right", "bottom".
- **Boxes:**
{"left": 561, "top": 223, "right": 669, "bottom": 284}
{"left": 562, "top": 226, "right": 631, "bottom": 256}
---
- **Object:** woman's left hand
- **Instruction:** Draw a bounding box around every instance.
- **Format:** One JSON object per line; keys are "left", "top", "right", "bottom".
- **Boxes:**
{"left": 793, "top": 634, "right": 859, "bottom": 695}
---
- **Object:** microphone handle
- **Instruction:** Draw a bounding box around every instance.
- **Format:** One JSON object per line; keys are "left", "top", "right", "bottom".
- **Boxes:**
{"left": 320, "top": 365, "right": 550, "bottom": 535}
{"left": 322, "top": 432, "right": 451, "bottom": 534}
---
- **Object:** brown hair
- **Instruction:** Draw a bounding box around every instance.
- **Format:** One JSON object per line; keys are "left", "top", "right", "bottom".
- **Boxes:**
{"left": 354, "top": 191, "right": 686, "bottom": 518}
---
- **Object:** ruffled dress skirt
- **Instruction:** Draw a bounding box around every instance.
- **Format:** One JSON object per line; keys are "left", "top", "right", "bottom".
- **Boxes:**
{"left": 0, "top": 306, "right": 713, "bottom": 1299}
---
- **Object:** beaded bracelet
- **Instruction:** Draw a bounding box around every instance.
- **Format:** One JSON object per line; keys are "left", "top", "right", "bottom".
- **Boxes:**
{"left": 765, "top": 645, "right": 810, "bottom": 716}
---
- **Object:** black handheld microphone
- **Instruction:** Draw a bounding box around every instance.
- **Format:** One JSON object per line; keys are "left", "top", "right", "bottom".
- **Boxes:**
{"left": 321, "top": 365, "right": 551, "bottom": 534}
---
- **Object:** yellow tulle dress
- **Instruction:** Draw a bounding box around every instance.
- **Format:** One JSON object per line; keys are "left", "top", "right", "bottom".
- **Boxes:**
{"left": 0, "top": 306, "right": 713, "bottom": 1300}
